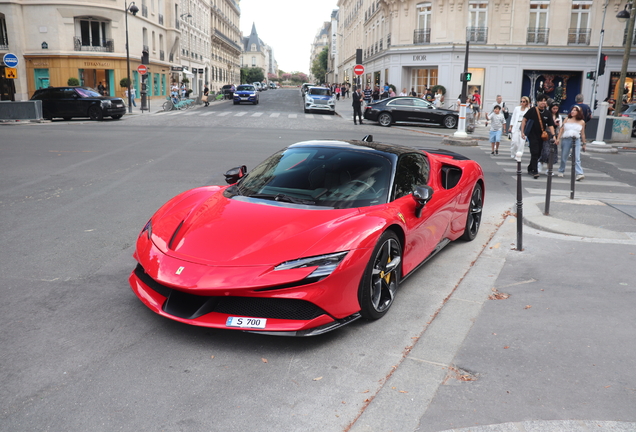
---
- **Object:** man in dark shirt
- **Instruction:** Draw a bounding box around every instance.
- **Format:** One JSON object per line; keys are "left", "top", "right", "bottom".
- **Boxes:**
{"left": 352, "top": 86, "right": 363, "bottom": 125}
{"left": 572, "top": 93, "right": 592, "bottom": 122}
{"left": 521, "top": 94, "right": 557, "bottom": 178}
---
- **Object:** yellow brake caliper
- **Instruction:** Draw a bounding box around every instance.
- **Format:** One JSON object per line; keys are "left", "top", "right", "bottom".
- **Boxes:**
{"left": 381, "top": 256, "right": 392, "bottom": 283}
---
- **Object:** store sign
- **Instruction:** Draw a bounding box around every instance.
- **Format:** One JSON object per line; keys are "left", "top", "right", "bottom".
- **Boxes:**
{"left": 171, "top": 66, "right": 183, "bottom": 71}
{"left": 198, "top": 68, "right": 204, "bottom": 74}
{"left": 413, "top": 55, "right": 427, "bottom": 61}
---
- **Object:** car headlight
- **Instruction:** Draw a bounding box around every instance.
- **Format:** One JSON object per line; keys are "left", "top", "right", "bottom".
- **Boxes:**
{"left": 140, "top": 219, "right": 152, "bottom": 239}
{"left": 307, "top": 97, "right": 314, "bottom": 103}
{"left": 101, "top": 100, "right": 112, "bottom": 107}
{"left": 274, "top": 251, "right": 348, "bottom": 278}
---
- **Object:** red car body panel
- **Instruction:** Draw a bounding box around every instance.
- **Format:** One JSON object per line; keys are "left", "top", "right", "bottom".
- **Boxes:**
{"left": 129, "top": 141, "right": 484, "bottom": 335}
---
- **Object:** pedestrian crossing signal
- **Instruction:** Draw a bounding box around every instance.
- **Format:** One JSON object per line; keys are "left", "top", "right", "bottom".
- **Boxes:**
{"left": 460, "top": 72, "right": 472, "bottom": 82}
{"left": 5, "top": 67, "right": 17, "bottom": 79}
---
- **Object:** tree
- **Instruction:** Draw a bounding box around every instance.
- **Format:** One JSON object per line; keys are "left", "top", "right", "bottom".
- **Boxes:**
{"left": 241, "top": 67, "right": 264, "bottom": 84}
{"left": 311, "top": 47, "right": 329, "bottom": 84}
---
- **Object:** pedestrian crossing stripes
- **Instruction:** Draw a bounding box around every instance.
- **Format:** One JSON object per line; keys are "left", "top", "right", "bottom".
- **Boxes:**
{"left": 153, "top": 109, "right": 341, "bottom": 120}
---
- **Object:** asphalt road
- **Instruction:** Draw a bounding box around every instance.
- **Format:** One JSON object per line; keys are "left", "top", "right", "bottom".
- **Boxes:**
{"left": 1, "top": 88, "right": 635, "bottom": 431}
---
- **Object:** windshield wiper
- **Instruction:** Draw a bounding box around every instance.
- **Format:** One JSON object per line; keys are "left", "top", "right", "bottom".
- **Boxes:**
{"left": 249, "top": 193, "right": 316, "bottom": 205}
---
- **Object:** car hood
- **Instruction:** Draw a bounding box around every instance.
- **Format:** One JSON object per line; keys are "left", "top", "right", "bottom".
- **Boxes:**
{"left": 151, "top": 188, "right": 363, "bottom": 267}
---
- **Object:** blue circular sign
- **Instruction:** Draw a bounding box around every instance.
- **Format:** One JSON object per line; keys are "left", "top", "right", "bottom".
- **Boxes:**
{"left": 3, "top": 53, "right": 19, "bottom": 68}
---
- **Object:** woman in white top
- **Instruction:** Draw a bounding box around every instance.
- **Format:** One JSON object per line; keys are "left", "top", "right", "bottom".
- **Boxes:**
{"left": 399, "top": 88, "right": 408, "bottom": 96}
{"left": 508, "top": 96, "right": 531, "bottom": 158}
{"left": 556, "top": 105, "right": 587, "bottom": 180}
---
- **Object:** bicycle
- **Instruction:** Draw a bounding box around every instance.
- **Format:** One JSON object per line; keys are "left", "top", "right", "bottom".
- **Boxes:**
{"left": 162, "top": 97, "right": 195, "bottom": 111}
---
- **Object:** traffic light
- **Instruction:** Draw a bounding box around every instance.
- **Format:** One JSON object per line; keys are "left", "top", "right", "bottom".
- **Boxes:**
{"left": 460, "top": 72, "right": 472, "bottom": 82}
{"left": 586, "top": 71, "right": 595, "bottom": 80}
{"left": 598, "top": 53, "right": 607, "bottom": 76}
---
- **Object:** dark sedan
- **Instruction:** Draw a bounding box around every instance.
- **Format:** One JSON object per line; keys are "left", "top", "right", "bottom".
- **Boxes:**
{"left": 364, "top": 97, "right": 458, "bottom": 129}
{"left": 31, "top": 86, "right": 126, "bottom": 121}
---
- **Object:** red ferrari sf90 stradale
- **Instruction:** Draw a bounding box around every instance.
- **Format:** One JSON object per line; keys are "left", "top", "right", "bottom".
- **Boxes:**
{"left": 129, "top": 137, "right": 484, "bottom": 336}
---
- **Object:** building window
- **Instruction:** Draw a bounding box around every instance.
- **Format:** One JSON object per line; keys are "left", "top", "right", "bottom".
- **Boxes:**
{"left": 74, "top": 18, "right": 113, "bottom": 52}
{"left": 0, "top": 15, "right": 8, "bottom": 49}
{"left": 414, "top": 3, "right": 431, "bottom": 44}
{"left": 251, "top": 44, "right": 256, "bottom": 51}
{"left": 467, "top": 2, "right": 488, "bottom": 43}
{"left": 411, "top": 68, "right": 438, "bottom": 97}
{"left": 251, "top": 56, "right": 256, "bottom": 66}
{"left": 569, "top": 1, "right": 592, "bottom": 45}
{"left": 527, "top": 1, "right": 549, "bottom": 44}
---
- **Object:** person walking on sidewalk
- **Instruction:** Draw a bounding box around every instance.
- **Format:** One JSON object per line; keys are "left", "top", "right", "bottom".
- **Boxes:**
{"left": 509, "top": 96, "right": 530, "bottom": 158}
{"left": 203, "top": 85, "right": 210, "bottom": 107}
{"left": 556, "top": 105, "right": 587, "bottom": 181}
{"left": 352, "top": 86, "right": 364, "bottom": 125}
{"left": 125, "top": 87, "right": 137, "bottom": 108}
{"left": 572, "top": 93, "right": 592, "bottom": 123}
{"left": 521, "top": 93, "right": 557, "bottom": 179}
{"left": 471, "top": 90, "right": 482, "bottom": 122}
{"left": 489, "top": 105, "right": 507, "bottom": 155}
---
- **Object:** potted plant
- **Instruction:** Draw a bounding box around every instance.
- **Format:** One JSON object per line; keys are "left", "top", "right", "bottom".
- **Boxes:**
{"left": 67, "top": 77, "right": 80, "bottom": 86}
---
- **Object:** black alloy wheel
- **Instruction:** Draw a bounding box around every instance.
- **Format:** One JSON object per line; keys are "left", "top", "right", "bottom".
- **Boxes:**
{"left": 358, "top": 230, "right": 402, "bottom": 320}
{"left": 88, "top": 105, "right": 103, "bottom": 121}
{"left": 460, "top": 183, "right": 483, "bottom": 241}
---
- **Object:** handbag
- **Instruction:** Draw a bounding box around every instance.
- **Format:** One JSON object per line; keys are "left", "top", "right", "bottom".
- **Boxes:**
{"left": 536, "top": 107, "right": 549, "bottom": 141}
{"left": 201, "top": 95, "right": 208, "bottom": 102}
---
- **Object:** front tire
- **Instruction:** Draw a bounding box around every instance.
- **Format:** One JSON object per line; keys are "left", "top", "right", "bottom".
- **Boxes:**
{"left": 358, "top": 231, "right": 402, "bottom": 320}
{"left": 88, "top": 105, "right": 103, "bottom": 121}
{"left": 378, "top": 112, "right": 392, "bottom": 127}
{"left": 444, "top": 115, "right": 458, "bottom": 129}
{"left": 460, "top": 183, "right": 483, "bottom": 241}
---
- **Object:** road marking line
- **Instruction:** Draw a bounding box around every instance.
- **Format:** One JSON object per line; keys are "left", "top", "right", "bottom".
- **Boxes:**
{"left": 251, "top": 112, "right": 263, "bottom": 117}
{"left": 234, "top": 112, "right": 246, "bottom": 117}
{"left": 200, "top": 111, "right": 215, "bottom": 116}
{"left": 183, "top": 111, "right": 197, "bottom": 116}
{"left": 305, "top": 114, "right": 314, "bottom": 119}
{"left": 289, "top": 114, "right": 297, "bottom": 118}
{"left": 168, "top": 112, "right": 181, "bottom": 116}
{"left": 270, "top": 113, "right": 280, "bottom": 117}
{"left": 218, "top": 112, "right": 231, "bottom": 116}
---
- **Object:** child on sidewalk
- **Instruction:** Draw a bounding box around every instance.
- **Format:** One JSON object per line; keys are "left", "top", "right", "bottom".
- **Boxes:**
{"left": 489, "top": 105, "right": 507, "bottom": 155}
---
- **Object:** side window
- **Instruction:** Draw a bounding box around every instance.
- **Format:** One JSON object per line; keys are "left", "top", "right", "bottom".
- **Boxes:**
{"left": 393, "top": 153, "right": 430, "bottom": 200}
{"left": 63, "top": 89, "right": 77, "bottom": 98}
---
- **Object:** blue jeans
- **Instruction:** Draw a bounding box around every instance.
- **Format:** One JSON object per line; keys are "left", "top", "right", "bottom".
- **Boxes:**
{"left": 558, "top": 136, "right": 583, "bottom": 175}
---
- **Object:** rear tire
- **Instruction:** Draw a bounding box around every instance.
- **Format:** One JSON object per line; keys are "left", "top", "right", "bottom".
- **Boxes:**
{"left": 162, "top": 101, "right": 173, "bottom": 111}
{"left": 460, "top": 183, "right": 483, "bottom": 241}
{"left": 378, "top": 112, "right": 392, "bottom": 127}
{"left": 358, "top": 231, "right": 402, "bottom": 320}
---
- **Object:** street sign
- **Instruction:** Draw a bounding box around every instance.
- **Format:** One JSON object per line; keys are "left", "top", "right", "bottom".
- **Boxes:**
{"left": 5, "top": 67, "right": 17, "bottom": 79}
{"left": 3, "top": 53, "right": 19, "bottom": 68}
{"left": 137, "top": 65, "right": 148, "bottom": 75}
{"left": 354, "top": 64, "right": 365, "bottom": 76}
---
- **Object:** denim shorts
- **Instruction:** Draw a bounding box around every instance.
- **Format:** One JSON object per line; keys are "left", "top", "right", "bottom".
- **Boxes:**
{"left": 489, "top": 129, "right": 502, "bottom": 143}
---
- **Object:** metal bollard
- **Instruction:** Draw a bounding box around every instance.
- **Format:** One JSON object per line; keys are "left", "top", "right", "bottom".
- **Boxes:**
{"left": 515, "top": 151, "right": 523, "bottom": 251}
{"left": 544, "top": 140, "right": 556, "bottom": 215}
{"left": 570, "top": 140, "right": 576, "bottom": 199}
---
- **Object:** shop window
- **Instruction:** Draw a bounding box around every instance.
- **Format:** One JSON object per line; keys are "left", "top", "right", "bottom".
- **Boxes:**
{"left": 0, "top": 14, "right": 8, "bottom": 49}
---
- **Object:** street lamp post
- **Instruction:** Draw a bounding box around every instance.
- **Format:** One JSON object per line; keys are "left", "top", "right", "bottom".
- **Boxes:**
{"left": 615, "top": 1, "right": 636, "bottom": 115}
{"left": 125, "top": 1, "right": 139, "bottom": 114}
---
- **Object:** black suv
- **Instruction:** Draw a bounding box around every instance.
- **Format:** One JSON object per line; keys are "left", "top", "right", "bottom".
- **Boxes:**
{"left": 30, "top": 86, "right": 127, "bottom": 121}
{"left": 221, "top": 84, "right": 234, "bottom": 100}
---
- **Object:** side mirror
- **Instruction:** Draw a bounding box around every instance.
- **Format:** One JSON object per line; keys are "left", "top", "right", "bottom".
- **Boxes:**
{"left": 224, "top": 165, "right": 247, "bottom": 184}
{"left": 412, "top": 185, "right": 434, "bottom": 218}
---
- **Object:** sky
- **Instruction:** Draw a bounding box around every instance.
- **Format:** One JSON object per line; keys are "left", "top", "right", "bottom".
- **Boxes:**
{"left": 239, "top": 0, "right": 339, "bottom": 74}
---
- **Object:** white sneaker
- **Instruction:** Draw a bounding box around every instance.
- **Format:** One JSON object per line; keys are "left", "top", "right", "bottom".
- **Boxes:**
{"left": 576, "top": 174, "right": 585, "bottom": 181}
{"left": 557, "top": 172, "right": 564, "bottom": 177}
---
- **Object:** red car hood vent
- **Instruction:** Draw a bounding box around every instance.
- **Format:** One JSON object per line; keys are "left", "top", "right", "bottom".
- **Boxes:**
{"left": 161, "top": 192, "right": 358, "bottom": 266}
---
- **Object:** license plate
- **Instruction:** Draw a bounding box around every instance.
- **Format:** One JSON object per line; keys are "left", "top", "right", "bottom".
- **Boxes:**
{"left": 241, "top": 97, "right": 248, "bottom": 100}
{"left": 226, "top": 316, "right": 266, "bottom": 329}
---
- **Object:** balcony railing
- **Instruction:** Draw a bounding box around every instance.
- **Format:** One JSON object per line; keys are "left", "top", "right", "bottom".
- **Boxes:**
{"left": 0, "top": 43, "right": 8, "bottom": 50}
{"left": 142, "top": 44, "right": 149, "bottom": 54}
{"left": 159, "top": 14, "right": 163, "bottom": 25}
{"left": 73, "top": 37, "right": 114, "bottom": 52}
{"left": 623, "top": 28, "right": 636, "bottom": 45}
{"left": 387, "top": 33, "right": 391, "bottom": 48}
{"left": 160, "top": 50, "right": 164, "bottom": 61}
{"left": 467, "top": 27, "right": 488, "bottom": 44}
{"left": 413, "top": 29, "right": 431, "bottom": 44}
{"left": 527, "top": 27, "right": 549, "bottom": 44}
{"left": 568, "top": 28, "right": 591, "bottom": 45}
{"left": 142, "top": 5, "right": 148, "bottom": 17}
{"left": 169, "top": 52, "right": 174, "bottom": 62}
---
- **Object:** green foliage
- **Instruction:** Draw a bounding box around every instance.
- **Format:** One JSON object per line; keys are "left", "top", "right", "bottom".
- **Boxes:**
{"left": 431, "top": 84, "right": 446, "bottom": 95}
{"left": 120, "top": 77, "right": 131, "bottom": 88}
{"left": 67, "top": 77, "right": 80, "bottom": 86}
{"left": 241, "top": 67, "right": 264, "bottom": 84}
{"left": 311, "top": 48, "right": 329, "bottom": 84}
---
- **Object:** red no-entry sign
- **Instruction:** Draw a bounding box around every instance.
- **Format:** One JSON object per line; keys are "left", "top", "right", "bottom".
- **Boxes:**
{"left": 137, "top": 65, "right": 148, "bottom": 75}
{"left": 354, "top": 64, "right": 365, "bottom": 76}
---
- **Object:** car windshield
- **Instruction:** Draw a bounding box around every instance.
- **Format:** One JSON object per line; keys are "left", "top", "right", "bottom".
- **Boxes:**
{"left": 77, "top": 88, "right": 102, "bottom": 98}
{"left": 232, "top": 147, "right": 393, "bottom": 209}
{"left": 237, "top": 85, "right": 254, "bottom": 91}
{"left": 309, "top": 88, "right": 332, "bottom": 96}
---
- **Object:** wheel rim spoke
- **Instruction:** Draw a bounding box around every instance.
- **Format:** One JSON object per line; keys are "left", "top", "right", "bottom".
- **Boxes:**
{"left": 370, "top": 238, "right": 400, "bottom": 312}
